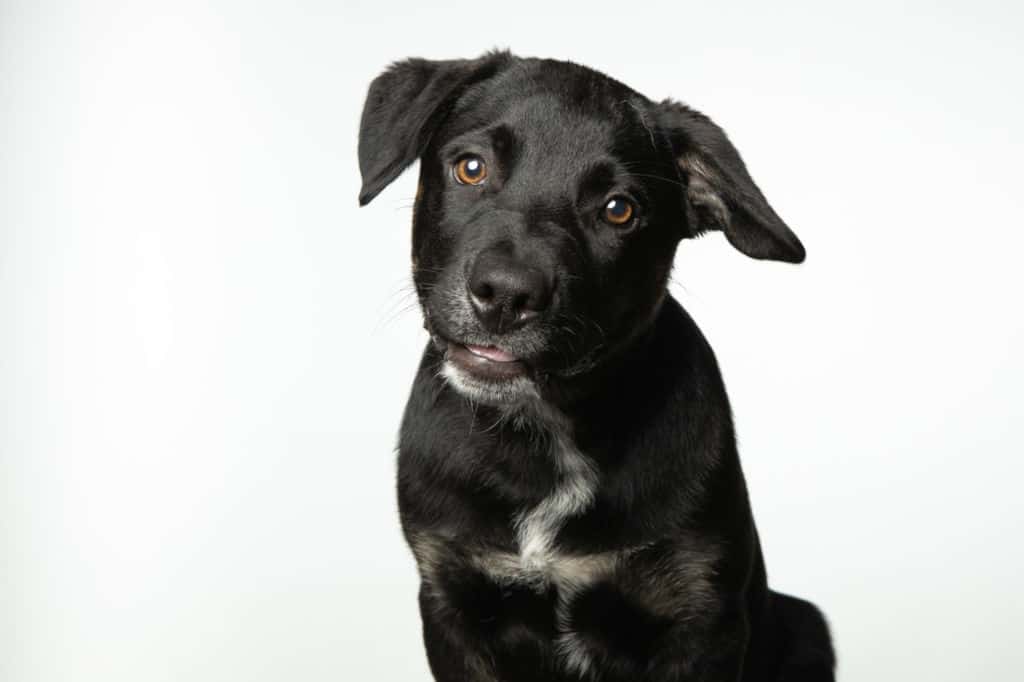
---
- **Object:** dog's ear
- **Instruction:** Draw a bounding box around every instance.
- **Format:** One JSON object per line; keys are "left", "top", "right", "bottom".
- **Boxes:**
{"left": 358, "top": 53, "right": 510, "bottom": 206}
{"left": 654, "top": 100, "right": 805, "bottom": 263}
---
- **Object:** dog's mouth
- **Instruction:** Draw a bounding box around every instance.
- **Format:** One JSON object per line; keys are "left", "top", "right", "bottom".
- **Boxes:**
{"left": 445, "top": 342, "right": 530, "bottom": 381}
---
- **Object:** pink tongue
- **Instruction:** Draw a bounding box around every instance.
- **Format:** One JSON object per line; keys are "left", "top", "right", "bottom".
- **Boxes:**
{"left": 466, "top": 344, "right": 518, "bottom": 363}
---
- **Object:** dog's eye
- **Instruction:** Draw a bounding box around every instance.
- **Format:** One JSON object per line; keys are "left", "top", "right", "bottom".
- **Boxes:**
{"left": 453, "top": 155, "right": 488, "bottom": 185}
{"left": 603, "top": 197, "right": 635, "bottom": 226}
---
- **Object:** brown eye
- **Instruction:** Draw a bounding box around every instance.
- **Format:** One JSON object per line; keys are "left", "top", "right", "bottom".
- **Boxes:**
{"left": 603, "top": 196, "right": 634, "bottom": 226}
{"left": 454, "top": 155, "right": 487, "bottom": 185}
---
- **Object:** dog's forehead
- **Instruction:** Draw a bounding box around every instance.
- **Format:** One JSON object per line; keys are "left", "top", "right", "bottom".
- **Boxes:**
{"left": 451, "top": 60, "right": 652, "bottom": 161}
{"left": 504, "top": 94, "right": 618, "bottom": 160}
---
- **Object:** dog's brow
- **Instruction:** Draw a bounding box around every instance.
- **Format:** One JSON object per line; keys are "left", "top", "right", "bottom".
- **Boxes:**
{"left": 488, "top": 124, "right": 516, "bottom": 148}
{"left": 578, "top": 161, "right": 618, "bottom": 200}
{"left": 488, "top": 124, "right": 520, "bottom": 170}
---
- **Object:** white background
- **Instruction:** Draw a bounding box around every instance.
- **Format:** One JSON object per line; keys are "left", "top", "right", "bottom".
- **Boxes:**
{"left": 3, "top": 1, "right": 1023, "bottom": 680}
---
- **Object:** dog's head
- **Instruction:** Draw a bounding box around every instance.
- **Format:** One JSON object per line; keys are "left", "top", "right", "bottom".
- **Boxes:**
{"left": 359, "top": 52, "right": 803, "bottom": 406}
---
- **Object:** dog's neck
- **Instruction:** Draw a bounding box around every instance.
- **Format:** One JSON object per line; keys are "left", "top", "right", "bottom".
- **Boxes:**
{"left": 533, "top": 297, "right": 669, "bottom": 422}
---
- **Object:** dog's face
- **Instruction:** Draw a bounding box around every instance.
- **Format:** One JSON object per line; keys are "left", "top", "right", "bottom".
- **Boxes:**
{"left": 359, "top": 53, "right": 805, "bottom": 406}
{"left": 409, "top": 62, "right": 686, "bottom": 404}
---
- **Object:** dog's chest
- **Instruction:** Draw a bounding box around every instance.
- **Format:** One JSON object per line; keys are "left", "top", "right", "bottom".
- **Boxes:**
{"left": 512, "top": 430, "right": 599, "bottom": 572}
{"left": 408, "top": 421, "right": 726, "bottom": 679}
{"left": 416, "top": 430, "right": 607, "bottom": 588}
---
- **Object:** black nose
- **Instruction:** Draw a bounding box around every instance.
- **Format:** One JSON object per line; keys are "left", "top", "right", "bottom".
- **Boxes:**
{"left": 468, "top": 252, "right": 552, "bottom": 334}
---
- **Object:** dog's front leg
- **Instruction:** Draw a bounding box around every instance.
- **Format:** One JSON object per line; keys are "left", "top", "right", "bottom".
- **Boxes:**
{"left": 649, "top": 613, "right": 749, "bottom": 682}
{"left": 417, "top": 582, "right": 501, "bottom": 682}
{"left": 561, "top": 579, "right": 750, "bottom": 682}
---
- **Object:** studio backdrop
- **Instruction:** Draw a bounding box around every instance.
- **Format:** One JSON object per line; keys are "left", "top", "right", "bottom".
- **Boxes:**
{"left": 2, "top": 1, "right": 1022, "bottom": 681}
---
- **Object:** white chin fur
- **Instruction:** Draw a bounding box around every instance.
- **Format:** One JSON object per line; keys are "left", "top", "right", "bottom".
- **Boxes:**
{"left": 440, "top": 360, "right": 538, "bottom": 405}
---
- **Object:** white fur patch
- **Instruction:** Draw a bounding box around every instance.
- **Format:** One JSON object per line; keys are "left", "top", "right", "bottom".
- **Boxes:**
{"left": 440, "top": 360, "right": 539, "bottom": 405}
{"left": 421, "top": 385, "right": 607, "bottom": 675}
{"left": 473, "top": 549, "right": 617, "bottom": 592}
{"left": 438, "top": 366, "right": 599, "bottom": 572}
{"left": 514, "top": 435, "right": 598, "bottom": 571}
{"left": 514, "top": 406, "right": 603, "bottom": 675}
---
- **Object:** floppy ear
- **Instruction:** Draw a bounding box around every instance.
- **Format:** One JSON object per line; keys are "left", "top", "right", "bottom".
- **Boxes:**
{"left": 655, "top": 100, "right": 805, "bottom": 263}
{"left": 358, "top": 52, "right": 510, "bottom": 206}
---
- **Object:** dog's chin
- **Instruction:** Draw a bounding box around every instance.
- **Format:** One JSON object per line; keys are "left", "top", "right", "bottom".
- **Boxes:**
{"left": 440, "top": 342, "right": 539, "bottom": 406}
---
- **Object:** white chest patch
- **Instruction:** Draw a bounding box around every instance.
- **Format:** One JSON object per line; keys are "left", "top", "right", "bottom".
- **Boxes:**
{"left": 473, "top": 547, "right": 617, "bottom": 592}
{"left": 510, "top": 415, "right": 604, "bottom": 676}
{"left": 513, "top": 417, "right": 599, "bottom": 572}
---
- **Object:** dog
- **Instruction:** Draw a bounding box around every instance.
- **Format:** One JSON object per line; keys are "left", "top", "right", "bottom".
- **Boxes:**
{"left": 357, "top": 51, "right": 835, "bottom": 681}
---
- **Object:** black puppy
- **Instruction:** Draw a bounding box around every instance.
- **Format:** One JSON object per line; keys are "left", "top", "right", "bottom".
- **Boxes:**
{"left": 358, "top": 51, "right": 835, "bottom": 682}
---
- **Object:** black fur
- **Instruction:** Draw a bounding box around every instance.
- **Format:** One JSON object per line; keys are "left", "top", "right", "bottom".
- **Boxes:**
{"left": 359, "top": 51, "right": 835, "bottom": 681}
